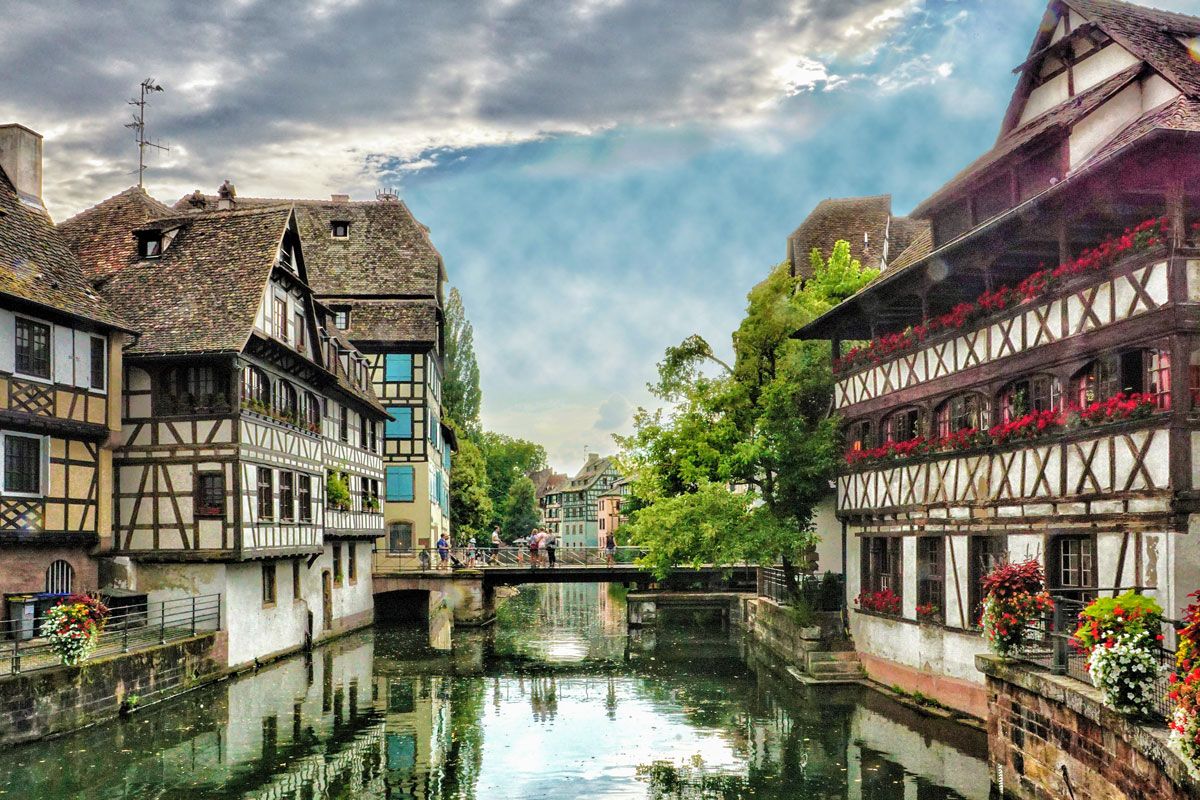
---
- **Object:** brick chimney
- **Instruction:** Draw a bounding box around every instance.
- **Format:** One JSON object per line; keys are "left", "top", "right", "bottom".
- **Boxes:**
{"left": 0, "top": 124, "right": 43, "bottom": 208}
{"left": 330, "top": 193, "right": 350, "bottom": 203}
{"left": 217, "top": 180, "right": 236, "bottom": 210}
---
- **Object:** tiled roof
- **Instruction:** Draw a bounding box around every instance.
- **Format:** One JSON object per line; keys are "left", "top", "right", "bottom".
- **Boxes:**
{"left": 786, "top": 194, "right": 928, "bottom": 273}
{"left": 330, "top": 298, "right": 439, "bottom": 345}
{"left": 911, "top": 63, "right": 1144, "bottom": 217}
{"left": 90, "top": 205, "right": 293, "bottom": 355}
{"left": 58, "top": 187, "right": 176, "bottom": 281}
{"left": 882, "top": 226, "right": 933, "bottom": 274}
{"left": 0, "top": 167, "right": 127, "bottom": 329}
{"left": 1067, "top": 0, "right": 1200, "bottom": 98}
{"left": 173, "top": 194, "right": 443, "bottom": 298}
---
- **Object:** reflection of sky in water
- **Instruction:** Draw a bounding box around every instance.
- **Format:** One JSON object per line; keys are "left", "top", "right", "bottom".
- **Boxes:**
{"left": 0, "top": 583, "right": 993, "bottom": 799}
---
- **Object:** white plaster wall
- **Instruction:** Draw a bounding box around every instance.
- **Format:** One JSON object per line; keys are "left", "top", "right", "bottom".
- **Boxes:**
{"left": 1069, "top": 83, "right": 1141, "bottom": 168}
{"left": 1020, "top": 71, "right": 1070, "bottom": 125}
{"left": 811, "top": 495, "right": 842, "bottom": 574}
{"left": 850, "top": 612, "right": 989, "bottom": 687}
{"left": 1142, "top": 73, "right": 1181, "bottom": 111}
{"left": 1072, "top": 44, "right": 1139, "bottom": 96}
{"left": 226, "top": 560, "right": 309, "bottom": 667}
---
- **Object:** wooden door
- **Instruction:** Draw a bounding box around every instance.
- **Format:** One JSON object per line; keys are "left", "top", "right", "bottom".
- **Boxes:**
{"left": 322, "top": 570, "right": 333, "bottom": 631}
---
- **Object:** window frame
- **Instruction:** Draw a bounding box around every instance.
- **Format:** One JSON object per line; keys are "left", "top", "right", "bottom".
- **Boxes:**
{"left": 348, "top": 542, "right": 357, "bottom": 584}
{"left": 860, "top": 536, "right": 903, "bottom": 603}
{"left": 257, "top": 467, "right": 274, "bottom": 521}
{"left": 2, "top": 433, "right": 45, "bottom": 497}
{"left": 262, "top": 562, "right": 277, "bottom": 607}
{"left": 272, "top": 294, "right": 289, "bottom": 343}
{"left": 330, "top": 220, "right": 350, "bottom": 239}
{"left": 386, "top": 465, "right": 415, "bottom": 502}
{"left": 298, "top": 474, "right": 313, "bottom": 523}
{"left": 916, "top": 536, "right": 945, "bottom": 623}
{"left": 45, "top": 559, "right": 74, "bottom": 594}
{"left": 882, "top": 407, "right": 921, "bottom": 443}
{"left": 1050, "top": 535, "right": 1097, "bottom": 602}
{"left": 279, "top": 471, "right": 295, "bottom": 522}
{"left": 195, "top": 471, "right": 225, "bottom": 518}
{"left": 934, "top": 392, "right": 986, "bottom": 437}
{"left": 14, "top": 316, "right": 52, "bottom": 381}
{"left": 89, "top": 336, "right": 107, "bottom": 392}
{"left": 292, "top": 559, "right": 302, "bottom": 601}
{"left": 333, "top": 543, "right": 343, "bottom": 587}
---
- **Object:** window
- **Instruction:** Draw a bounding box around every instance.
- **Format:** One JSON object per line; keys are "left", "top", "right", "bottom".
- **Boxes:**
{"left": 861, "top": 536, "right": 902, "bottom": 600}
{"left": 339, "top": 405, "right": 349, "bottom": 443}
{"left": 1071, "top": 353, "right": 1121, "bottom": 406}
{"left": 331, "top": 220, "right": 350, "bottom": 239}
{"left": 385, "top": 353, "right": 413, "bottom": 382}
{"left": 262, "top": 563, "right": 277, "bottom": 606}
{"left": 332, "top": 307, "right": 350, "bottom": 330}
{"left": 360, "top": 415, "right": 368, "bottom": 450}
{"left": 882, "top": 407, "right": 920, "bottom": 442}
{"left": 1052, "top": 536, "right": 1096, "bottom": 601}
{"left": 257, "top": 468, "right": 274, "bottom": 520}
{"left": 161, "top": 365, "right": 228, "bottom": 414}
{"left": 969, "top": 536, "right": 1006, "bottom": 626}
{"left": 917, "top": 537, "right": 944, "bottom": 622}
{"left": 845, "top": 419, "right": 873, "bottom": 453}
{"left": 139, "top": 233, "right": 162, "bottom": 258}
{"left": 89, "top": 337, "right": 106, "bottom": 390}
{"left": 272, "top": 295, "right": 289, "bottom": 343}
{"left": 46, "top": 560, "right": 74, "bottom": 594}
{"left": 368, "top": 420, "right": 378, "bottom": 453}
{"left": 1143, "top": 348, "right": 1171, "bottom": 409}
{"left": 242, "top": 365, "right": 269, "bottom": 407}
{"left": 279, "top": 472, "right": 295, "bottom": 521}
{"left": 298, "top": 474, "right": 313, "bottom": 522}
{"left": 428, "top": 413, "right": 440, "bottom": 449}
{"left": 274, "top": 380, "right": 298, "bottom": 422}
{"left": 386, "top": 407, "right": 413, "bottom": 439}
{"left": 4, "top": 434, "right": 42, "bottom": 494}
{"left": 293, "top": 560, "right": 302, "bottom": 600}
{"left": 998, "top": 374, "right": 1061, "bottom": 422}
{"left": 15, "top": 318, "right": 51, "bottom": 379}
{"left": 195, "top": 471, "right": 225, "bottom": 517}
{"left": 333, "top": 544, "right": 343, "bottom": 586}
{"left": 293, "top": 311, "right": 306, "bottom": 352}
{"left": 389, "top": 522, "right": 413, "bottom": 552}
{"left": 348, "top": 543, "right": 357, "bottom": 584}
{"left": 934, "top": 393, "right": 986, "bottom": 437}
{"left": 304, "top": 392, "right": 321, "bottom": 432}
{"left": 386, "top": 466, "right": 415, "bottom": 502}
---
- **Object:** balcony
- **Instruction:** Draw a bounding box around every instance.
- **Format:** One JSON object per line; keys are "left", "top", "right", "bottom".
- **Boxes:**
{"left": 833, "top": 239, "right": 1172, "bottom": 410}
{"left": 838, "top": 414, "right": 1173, "bottom": 525}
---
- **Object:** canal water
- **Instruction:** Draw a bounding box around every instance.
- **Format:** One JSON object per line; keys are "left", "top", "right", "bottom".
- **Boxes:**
{"left": 0, "top": 583, "right": 995, "bottom": 799}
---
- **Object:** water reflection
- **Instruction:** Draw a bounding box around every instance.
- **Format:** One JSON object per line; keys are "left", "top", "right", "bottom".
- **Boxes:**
{"left": 0, "top": 584, "right": 994, "bottom": 799}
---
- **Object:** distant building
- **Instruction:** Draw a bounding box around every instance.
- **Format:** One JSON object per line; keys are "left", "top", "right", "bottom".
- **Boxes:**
{"left": 559, "top": 454, "right": 620, "bottom": 548}
{"left": 786, "top": 194, "right": 927, "bottom": 279}
{"left": 531, "top": 468, "right": 567, "bottom": 534}
{"left": 597, "top": 477, "right": 630, "bottom": 542}
{"left": 0, "top": 124, "right": 130, "bottom": 616}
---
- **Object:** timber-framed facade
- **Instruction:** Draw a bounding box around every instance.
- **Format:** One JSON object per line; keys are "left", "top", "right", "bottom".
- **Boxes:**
{"left": 0, "top": 124, "right": 130, "bottom": 614}
{"left": 792, "top": 0, "right": 1200, "bottom": 716}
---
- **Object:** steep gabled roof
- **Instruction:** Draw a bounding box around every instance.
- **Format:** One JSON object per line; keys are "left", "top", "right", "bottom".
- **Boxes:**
{"left": 93, "top": 205, "right": 293, "bottom": 355}
{"left": 173, "top": 194, "right": 443, "bottom": 298}
{"left": 1067, "top": 0, "right": 1200, "bottom": 97}
{"left": 328, "top": 298, "right": 440, "bottom": 345}
{"left": 57, "top": 187, "right": 175, "bottom": 281}
{"left": 0, "top": 166, "right": 128, "bottom": 330}
{"left": 787, "top": 194, "right": 929, "bottom": 274}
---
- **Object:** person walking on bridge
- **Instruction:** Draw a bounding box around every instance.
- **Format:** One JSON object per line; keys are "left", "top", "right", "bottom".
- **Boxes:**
{"left": 436, "top": 533, "right": 450, "bottom": 570}
{"left": 605, "top": 532, "right": 616, "bottom": 566}
{"left": 491, "top": 526, "right": 502, "bottom": 565}
{"left": 545, "top": 530, "right": 557, "bottom": 568}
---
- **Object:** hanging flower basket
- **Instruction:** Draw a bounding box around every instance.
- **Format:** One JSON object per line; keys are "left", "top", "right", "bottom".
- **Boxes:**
{"left": 42, "top": 594, "right": 110, "bottom": 666}
{"left": 1073, "top": 591, "right": 1163, "bottom": 717}
{"left": 979, "top": 559, "right": 1053, "bottom": 658}
{"left": 1169, "top": 590, "right": 1200, "bottom": 779}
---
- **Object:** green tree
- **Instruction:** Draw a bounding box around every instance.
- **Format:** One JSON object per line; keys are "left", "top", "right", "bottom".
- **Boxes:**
{"left": 501, "top": 476, "right": 540, "bottom": 541}
{"left": 479, "top": 432, "right": 547, "bottom": 527}
{"left": 449, "top": 426, "right": 493, "bottom": 543}
{"left": 619, "top": 241, "right": 877, "bottom": 586}
{"left": 444, "top": 287, "right": 482, "bottom": 436}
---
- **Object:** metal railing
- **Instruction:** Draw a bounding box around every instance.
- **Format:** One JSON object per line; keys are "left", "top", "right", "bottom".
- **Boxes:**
{"left": 2, "top": 594, "right": 222, "bottom": 677}
{"left": 374, "top": 545, "right": 645, "bottom": 572}
{"left": 1012, "top": 591, "right": 1179, "bottom": 720}
{"left": 758, "top": 568, "right": 846, "bottom": 611}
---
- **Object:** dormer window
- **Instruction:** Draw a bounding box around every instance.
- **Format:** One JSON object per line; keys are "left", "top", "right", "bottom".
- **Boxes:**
{"left": 332, "top": 307, "right": 350, "bottom": 330}
{"left": 139, "top": 232, "right": 163, "bottom": 258}
{"left": 331, "top": 221, "right": 350, "bottom": 239}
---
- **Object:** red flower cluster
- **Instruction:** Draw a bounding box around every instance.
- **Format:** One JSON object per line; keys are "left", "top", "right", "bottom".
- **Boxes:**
{"left": 982, "top": 558, "right": 1045, "bottom": 601}
{"left": 916, "top": 602, "right": 940, "bottom": 622}
{"left": 855, "top": 588, "right": 901, "bottom": 615}
{"left": 1170, "top": 591, "right": 1200, "bottom": 716}
{"left": 846, "top": 394, "right": 1157, "bottom": 467}
{"left": 833, "top": 216, "right": 1170, "bottom": 374}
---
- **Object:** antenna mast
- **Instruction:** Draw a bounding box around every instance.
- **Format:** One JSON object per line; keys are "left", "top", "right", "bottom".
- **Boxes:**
{"left": 125, "top": 78, "right": 168, "bottom": 187}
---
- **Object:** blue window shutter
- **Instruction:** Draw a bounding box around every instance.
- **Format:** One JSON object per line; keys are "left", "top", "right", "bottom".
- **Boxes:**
{"left": 385, "top": 353, "right": 413, "bottom": 382}
{"left": 385, "top": 407, "right": 412, "bottom": 439}
{"left": 386, "top": 466, "right": 414, "bottom": 502}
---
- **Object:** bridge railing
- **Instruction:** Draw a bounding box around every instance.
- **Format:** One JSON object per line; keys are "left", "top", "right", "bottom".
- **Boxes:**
{"left": 758, "top": 568, "right": 845, "bottom": 612}
{"left": 373, "top": 545, "right": 646, "bottom": 572}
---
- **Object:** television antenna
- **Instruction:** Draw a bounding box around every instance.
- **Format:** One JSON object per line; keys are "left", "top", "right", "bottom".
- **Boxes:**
{"left": 125, "top": 78, "right": 169, "bottom": 187}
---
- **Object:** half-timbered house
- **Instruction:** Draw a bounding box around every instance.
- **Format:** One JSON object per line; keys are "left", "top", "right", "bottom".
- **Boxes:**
{"left": 0, "top": 124, "right": 130, "bottom": 618}
{"left": 560, "top": 454, "right": 620, "bottom": 549}
{"left": 792, "top": 0, "right": 1200, "bottom": 716}
{"left": 59, "top": 185, "right": 388, "bottom": 667}
{"left": 174, "top": 191, "right": 452, "bottom": 556}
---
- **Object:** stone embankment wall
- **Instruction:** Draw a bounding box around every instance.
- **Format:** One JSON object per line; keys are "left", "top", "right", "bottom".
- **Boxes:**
{"left": 740, "top": 595, "right": 841, "bottom": 663}
{"left": 0, "top": 632, "right": 226, "bottom": 747}
{"left": 978, "top": 654, "right": 1199, "bottom": 800}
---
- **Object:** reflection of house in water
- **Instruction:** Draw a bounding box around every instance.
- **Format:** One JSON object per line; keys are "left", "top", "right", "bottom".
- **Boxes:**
{"left": 494, "top": 583, "right": 629, "bottom": 664}
{"left": 372, "top": 672, "right": 453, "bottom": 797}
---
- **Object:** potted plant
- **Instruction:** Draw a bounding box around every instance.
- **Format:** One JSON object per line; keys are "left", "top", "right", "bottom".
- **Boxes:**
{"left": 364, "top": 496, "right": 380, "bottom": 512}
{"left": 916, "top": 602, "right": 941, "bottom": 624}
{"left": 326, "top": 471, "right": 351, "bottom": 511}
{"left": 1074, "top": 591, "right": 1163, "bottom": 717}
{"left": 979, "top": 558, "right": 1054, "bottom": 658}
{"left": 854, "top": 588, "right": 902, "bottom": 616}
{"left": 43, "top": 594, "right": 110, "bottom": 666}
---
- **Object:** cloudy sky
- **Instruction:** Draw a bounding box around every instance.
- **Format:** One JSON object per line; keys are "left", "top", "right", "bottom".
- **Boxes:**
{"left": 7, "top": 0, "right": 1199, "bottom": 472}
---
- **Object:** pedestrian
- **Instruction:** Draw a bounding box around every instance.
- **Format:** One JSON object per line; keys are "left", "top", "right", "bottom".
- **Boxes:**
{"left": 467, "top": 536, "right": 477, "bottom": 567}
{"left": 436, "top": 533, "right": 450, "bottom": 569}
{"left": 605, "top": 532, "right": 616, "bottom": 566}
{"left": 529, "top": 528, "right": 540, "bottom": 568}
{"left": 491, "top": 525, "right": 503, "bottom": 564}
{"left": 546, "top": 529, "right": 557, "bottom": 567}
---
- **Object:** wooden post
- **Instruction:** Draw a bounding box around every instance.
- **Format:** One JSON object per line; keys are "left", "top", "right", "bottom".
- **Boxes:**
{"left": 1167, "top": 179, "right": 1185, "bottom": 248}
{"left": 1057, "top": 217, "right": 1071, "bottom": 265}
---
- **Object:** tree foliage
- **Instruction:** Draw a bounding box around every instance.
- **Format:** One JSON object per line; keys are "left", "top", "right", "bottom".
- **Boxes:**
{"left": 501, "top": 475, "right": 540, "bottom": 541}
{"left": 449, "top": 426, "right": 493, "bottom": 543}
{"left": 479, "top": 432, "right": 548, "bottom": 529}
{"left": 444, "top": 287, "right": 482, "bottom": 436}
{"left": 619, "top": 242, "right": 877, "bottom": 579}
